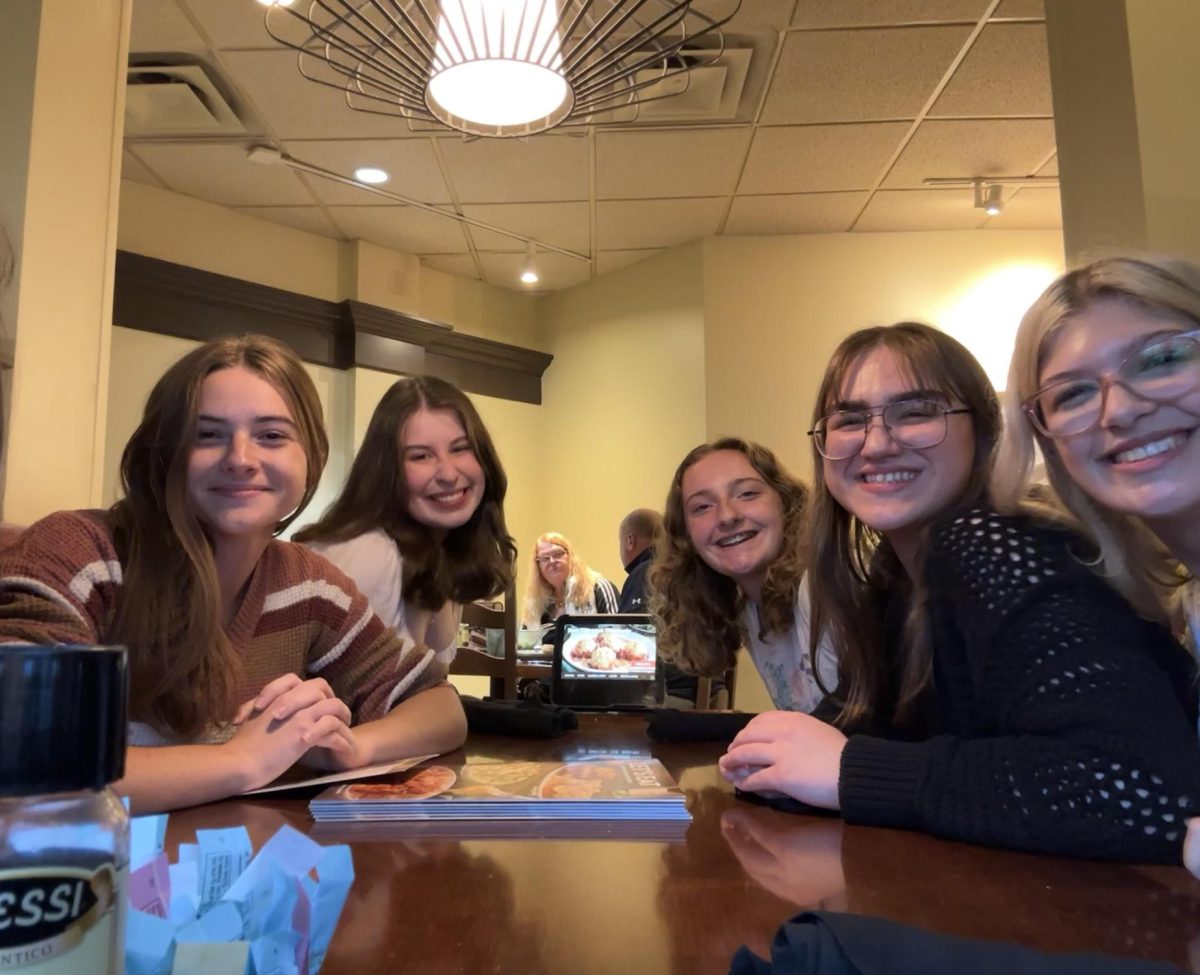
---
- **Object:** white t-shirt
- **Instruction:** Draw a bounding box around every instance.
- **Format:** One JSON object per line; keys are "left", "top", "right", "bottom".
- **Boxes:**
{"left": 741, "top": 575, "right": 840, "bottom": 713}
{"left": 306, "top": 529, "right": 460, "bottom": 663}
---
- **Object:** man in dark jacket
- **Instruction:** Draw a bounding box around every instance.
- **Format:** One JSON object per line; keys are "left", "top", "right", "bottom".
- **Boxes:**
{"left": 617, "top": 508, "right": 660, "bottom": 614}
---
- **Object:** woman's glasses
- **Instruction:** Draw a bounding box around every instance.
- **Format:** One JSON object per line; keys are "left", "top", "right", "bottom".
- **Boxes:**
{"left": 1024, "top": 329, "right": 1200, "bottom": 438}
{"left": 535, "top": 551, "right": 567, "bottom": 567}
{"left": 809, "top": 398, "right": 971, "bottom": 461}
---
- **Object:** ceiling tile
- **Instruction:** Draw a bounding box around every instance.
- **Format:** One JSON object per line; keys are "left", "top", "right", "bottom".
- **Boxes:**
{"left": 739, "top": 123, "right": 909, "bottom": 194}
{"left": 235, "top": 206, "right": 341, "bottom": 238}
{"left": 282, "top": 138, "right": 450, "bottom": 205}
{"left": 985, "top": 186, "right": 1061, "bottom": 229}
{"left": 461, "top": 203, "right": 590, "bottom": 255}
{"left": 122, "top": 150, "right": 164, "bottom": 187}
{"left": 854, "top": 188, "right": 988, "bottom": 231}
{"left": 131, "top": 142, "right": 315, "bottom": 205}
{"left": 220, "top": 49, "right": 416, "bottom": 140}
{"left": 1037, "top": 154, "right": 1058, "bottom": 177}
{"left": 438, "top": 135, "right": 588, "bottom": 204}
{"left": 596, "top": 129, "right": 752, "bottom": 200}
{"left": 932, "top": 24, "right": 1052, "bottom": 117}
{"left": 791, "top": 1, "right": 990, "bottom": 28}
{"left": 994, "top": 0, "right": 1045, "bottom": 17}
{"left": 882, "top": 118, "right": 1056, "bottom": 188}
{"left": 724, "top": 192, "right": 867, "bottom": 234}
{"left": 421, "top": 254, "right": 480, "bottom": 280}
{"left": 327, "top": 206, "right": 471, "bottom": 254}
{"left": 762, "top": 27, "right": 972, "bottom": 124}
{"left": 129, "top": 0, "right": 208, "bottom": 53}
{"left": 595, "top": 250, "right": 663, "bottom": 275}
{"left": 181, "top": 0, "right": 306, "bottom": 50}
{"left": 596, "top": 198, "right": 726, "bottom": 250}
{"left": 478, "top": 252, "right": 592, "bottom": 293}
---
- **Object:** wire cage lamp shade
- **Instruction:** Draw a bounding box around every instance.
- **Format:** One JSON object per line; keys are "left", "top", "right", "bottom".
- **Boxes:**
{"left": 266, "top": 0, "right": 741, "bottom": 138}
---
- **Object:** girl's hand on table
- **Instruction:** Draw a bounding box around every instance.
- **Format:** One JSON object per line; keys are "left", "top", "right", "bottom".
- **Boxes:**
{"left": 224, "top": 694, "right": 357, "bottom": 789}
{"left": 718, "top": 710, "right": 847, "bottom": 810}
{"left": 233, "top": 673, "right": 339, "bottom": 724}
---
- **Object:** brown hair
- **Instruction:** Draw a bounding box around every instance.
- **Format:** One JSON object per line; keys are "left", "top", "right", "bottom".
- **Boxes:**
{"left": 649, "top": 437, "right": 809, "bottom": 676}
{"left": 295, "top": 375, "right": 515, "bottom": 609}
{"left": 806, "top": 322, "right": 1000, "bottom": 728}
{"left": 111, "top": 334, "right": 328, "bottom": 738}
{"left": 994, "top": 255, "right": 1200, "bottom": 621}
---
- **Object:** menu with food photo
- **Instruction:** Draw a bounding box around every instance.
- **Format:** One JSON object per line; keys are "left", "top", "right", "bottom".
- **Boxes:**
{"left": 309, "top": 758, "right": 690, "bottom": 822}
{"left": 561, "top": 623, "right": 656, "bottom": 678}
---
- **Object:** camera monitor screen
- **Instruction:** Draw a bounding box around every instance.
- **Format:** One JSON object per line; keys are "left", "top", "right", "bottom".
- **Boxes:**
{"left": 550, "top": 615, "right": 665, "bottom": 711}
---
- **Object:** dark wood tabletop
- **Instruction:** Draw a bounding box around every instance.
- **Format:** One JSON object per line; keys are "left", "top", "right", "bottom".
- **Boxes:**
{"left": 167, "top": 714, "right": 1200, "bottom": 974}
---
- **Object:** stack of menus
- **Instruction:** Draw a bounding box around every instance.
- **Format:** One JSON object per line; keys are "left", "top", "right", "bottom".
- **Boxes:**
{"left": 309, "top": 757, "right": 690, "bottom": 823}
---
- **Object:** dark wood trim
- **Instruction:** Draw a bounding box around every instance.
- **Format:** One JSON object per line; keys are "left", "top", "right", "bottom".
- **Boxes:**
{"left": 112, "top": 250, "right": 552, "bottom": 403}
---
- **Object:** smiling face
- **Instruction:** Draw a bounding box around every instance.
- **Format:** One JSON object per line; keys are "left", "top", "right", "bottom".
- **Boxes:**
{"left": 681, "top": 449, "right": 785, "bottom": 597}
{"left": 400, "top": 407, "right": 486, "bottom": 532}
{"left": 1038, "top": 297, "right": 1200, "bottom": 533}
{"left": 187, "top": 366, "right": 308, "bottom": 549}
{"left": 822, "top": 346, "right": 975, "bottom": 563}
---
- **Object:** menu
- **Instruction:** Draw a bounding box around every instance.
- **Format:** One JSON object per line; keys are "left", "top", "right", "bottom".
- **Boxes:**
{"left": 309, "top": 757, "right": 690, "bottom": 823}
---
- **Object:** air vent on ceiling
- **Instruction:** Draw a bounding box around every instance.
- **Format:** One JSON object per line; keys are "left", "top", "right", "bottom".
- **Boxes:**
{"left": 125, "top": 63, "right": 246, "bottom": 138}
{"left": 628, "top": 47, "right": 752, "bottom": 121}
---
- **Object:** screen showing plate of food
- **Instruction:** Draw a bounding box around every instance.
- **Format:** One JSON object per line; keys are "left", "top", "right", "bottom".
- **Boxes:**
{"left": 562, "top": 626, "right": 656, "bottom": 675}
{"left": 342, "top": 765, "right": 457, "bottom": 800}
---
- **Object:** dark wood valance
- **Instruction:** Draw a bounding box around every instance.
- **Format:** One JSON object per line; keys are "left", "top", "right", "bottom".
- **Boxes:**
{"left": 112, "top": 250, "right": 553, "bottom": 404}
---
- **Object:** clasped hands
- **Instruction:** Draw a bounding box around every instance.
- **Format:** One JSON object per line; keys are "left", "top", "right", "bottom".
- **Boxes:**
{"left": 717, "top": 710, "right": 848, "bottom": 811}
{"left": 226, "top": 674, "right": 370, "bottom": 789}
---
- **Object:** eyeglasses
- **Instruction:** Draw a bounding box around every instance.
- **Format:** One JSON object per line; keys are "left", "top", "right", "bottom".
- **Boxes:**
{"left": 808, "top": 398, "right": 971, "bottom": 461}
{"left": 535, "top": 551, "right": 567, "bottom": 567}
{"left": 1024, "top": 329, "right": 1200, "bottom": 438}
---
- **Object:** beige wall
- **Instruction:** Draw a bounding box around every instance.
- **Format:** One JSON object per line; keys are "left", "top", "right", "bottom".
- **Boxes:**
{"left": 703, "top": 230, "right": 1065, "bottom": 482}
{"left": 537, "top": 243, "right": 707, "bottom": 596}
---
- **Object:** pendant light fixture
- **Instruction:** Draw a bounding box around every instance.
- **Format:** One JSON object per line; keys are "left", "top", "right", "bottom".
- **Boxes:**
{"left": 265, "top": 1, "right": 740, "bottom": 138}
{"left": 520, "top": 243, "right": 540, "bottom": 285}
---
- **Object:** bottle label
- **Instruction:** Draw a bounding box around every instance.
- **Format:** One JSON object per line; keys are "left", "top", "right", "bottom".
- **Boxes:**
{"left": 0, "top": 865, "right": 123, "bottom": 972}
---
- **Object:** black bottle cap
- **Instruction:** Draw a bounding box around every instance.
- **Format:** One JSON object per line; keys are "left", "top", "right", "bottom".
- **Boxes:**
{"left": 0, "top": 645, "right": 128, "bottom": 797}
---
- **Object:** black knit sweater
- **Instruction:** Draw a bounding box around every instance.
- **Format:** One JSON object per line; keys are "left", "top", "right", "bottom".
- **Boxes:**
{"left": 838, "top": 507, "right": 1200, "bottom": 863}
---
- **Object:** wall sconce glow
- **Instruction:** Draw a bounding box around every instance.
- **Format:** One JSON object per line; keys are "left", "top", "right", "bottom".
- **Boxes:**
{"left": 352, "top": 167, "right": 390, "bottom": 185}
{"left": 520, "top": 243, "right": 539, "bottom": 285}
{"left": 428, "top": 0, "right": 571, "bottom": 136}
{"left": 936, "top": 262, "right": 1061, "bottom": 391}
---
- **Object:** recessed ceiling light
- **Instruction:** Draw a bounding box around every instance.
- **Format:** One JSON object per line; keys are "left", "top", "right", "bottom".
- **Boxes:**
{"left": 256, "top": 0, "right": 294, "bottom": 7}
{"left": 353, "top": 166, "right": 389, "bottom": 185}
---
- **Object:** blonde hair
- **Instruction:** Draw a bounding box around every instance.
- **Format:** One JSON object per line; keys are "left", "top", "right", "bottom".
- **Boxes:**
{"left": 521, "top": 532, "right": 601, "bottom": 627}
{"left": 993, "top": 254, "right": 1200, "bottom": 621}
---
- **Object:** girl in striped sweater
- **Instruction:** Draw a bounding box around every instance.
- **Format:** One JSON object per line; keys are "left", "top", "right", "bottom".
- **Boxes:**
{"left": 0, "top": 334, "right": 466, "bottom": 812}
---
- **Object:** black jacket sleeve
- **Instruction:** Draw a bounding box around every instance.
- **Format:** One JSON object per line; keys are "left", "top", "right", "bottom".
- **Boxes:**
{"left": 838, "top": 508, "right": 1200, "bottom": 863}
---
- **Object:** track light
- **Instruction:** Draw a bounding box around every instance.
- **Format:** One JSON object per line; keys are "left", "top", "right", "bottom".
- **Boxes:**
{"left": 520, "top": 243, "right": 539, "bottom": 285}
{"left": 973, "top": 181, "right": 1004, "bottom": 217}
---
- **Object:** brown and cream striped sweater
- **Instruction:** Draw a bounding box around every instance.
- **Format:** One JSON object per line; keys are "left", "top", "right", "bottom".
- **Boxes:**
{"left": 0, "top": 510, "right": 447, "bottom": 745}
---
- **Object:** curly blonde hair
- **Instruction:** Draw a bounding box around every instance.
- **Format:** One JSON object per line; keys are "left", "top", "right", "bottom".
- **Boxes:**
{"left": 649, "top": 438, "right": 809, "bottom": 677}
{"left": 520, "top": 532, "right": 602, "bottom": 627}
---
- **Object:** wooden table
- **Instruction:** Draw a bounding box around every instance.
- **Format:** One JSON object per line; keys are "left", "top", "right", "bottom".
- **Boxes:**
{"left": 168, "top": 715, "right": 1200, "bottom": 974}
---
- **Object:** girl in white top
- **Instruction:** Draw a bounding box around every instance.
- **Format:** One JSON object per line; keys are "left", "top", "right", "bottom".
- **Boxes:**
{"left": 296, "top": 376, "right": 517, "bottom": 662}
{"left": 995, "top": 254, "right": 1200, "bottom": 875}
{"left": 650, "top": 437, "right": 838, "bottom": 713}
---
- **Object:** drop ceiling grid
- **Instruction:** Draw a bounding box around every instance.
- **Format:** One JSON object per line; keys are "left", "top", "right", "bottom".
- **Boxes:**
{"left": 120, "top": 0, "right": 1059, "bottom": 291}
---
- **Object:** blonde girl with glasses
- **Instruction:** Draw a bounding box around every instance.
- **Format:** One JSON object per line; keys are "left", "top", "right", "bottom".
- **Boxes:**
{"left": 521, "top": 532, "right": 618, "bottom": 628}
{"left": 719, "top": 321, "right": 1200, "bottom": 863}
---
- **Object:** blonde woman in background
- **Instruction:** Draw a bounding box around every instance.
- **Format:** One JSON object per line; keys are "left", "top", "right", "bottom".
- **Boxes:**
{"left": 521, "top": 532, "right": 618, "bottom": 628}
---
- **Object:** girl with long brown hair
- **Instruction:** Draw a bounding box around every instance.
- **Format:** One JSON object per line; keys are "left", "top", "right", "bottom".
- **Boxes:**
{"left": 296, "top": 375, "right": 516, "bottom": 661}
{"left": 650, "top": 437, "right": 837, "bottom": 713}
{"left": 720, "top": 321, "right": 1200, "bottom": 863}
{"left": 0, "top": 335, "right": 466, "bottom": 812}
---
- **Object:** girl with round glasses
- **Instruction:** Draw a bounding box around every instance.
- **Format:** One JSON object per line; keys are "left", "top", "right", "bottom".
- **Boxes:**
{"left": 521, "top": 532, "right": 618, "bottom": 628}
{"left": 720, "top": 321, "right": 1200, "bottom": 862}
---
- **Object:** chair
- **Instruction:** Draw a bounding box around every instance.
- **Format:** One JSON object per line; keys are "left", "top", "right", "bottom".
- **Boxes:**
{"left": 449, "top": 583, "right": 519, "bottom": 699}
{"left": 695, "top": 665, "right": 738, "bottom": 711}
